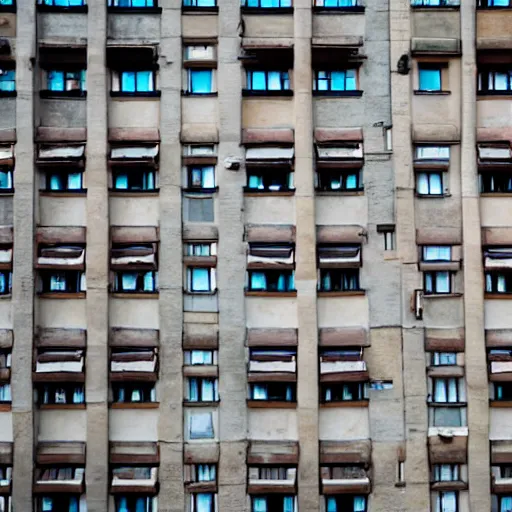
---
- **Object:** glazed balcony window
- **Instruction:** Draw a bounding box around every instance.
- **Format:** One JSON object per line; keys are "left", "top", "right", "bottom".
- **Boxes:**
{"left": 431, "top": 352, "right": 457, "bottom": 366}
{"left": 478, "top": 0, "right": 511, "bottom": 6}
{"left": 111, "top": 70, "right": 159, "bottom": 97}
{"left": 321, "top": 382, "right": 368, "bottom": 403}
{"left": 40, "top": 270, "right": 86, "bottom": 294}
{"left": 112, "top": 168, "right": 157, "bottom": 192}
{"left": 416, "top": 171, "right": 444, "bottom": 196}
{"left": 434, "top": 491, "right": 457, "bottom": 512}
{"left": 313, "top": 70, "right": 359, "bottom": 95}
{"left": 37, "top": 495, "right": 84, "bottom": 512}
{"left": 183, "top": 0, "right": 216, "bottom": 7}
{"left": 185, "top": 165, "right": 216, "bottom": 191}
{"left": 0, "top": 68, "right": 15, "bottom": 96}
{"left": 318, "top": 269, "right": 360, "bottom": 292}
{"left": 244, "top": 71, "right": 291, "bottom": 95}
{"left": 246, "top": 168, "right": 294, "bottom": 192}
{"left": 109, "top": 0, "right": 156, "bottom": 6}
{"left": 247, "top": 270, "right": 295, "bottom": 292}
{"left": 251, "top": 496, "right": 295, "bottom": 512}
{"left": 115, "top": 496, "right": 157, "bottom": 512}
{"left": 326, "top": 496, "right": 367, "bottom": 512}
{"left": 41, "top": 70, "right": 86, "bottom": 98}
{"left": 186, "top": 377, "right": 219, "bottom": 403}
{"left": 424, "top": 271, "right": 452, "bottom": 294}
{"left": 478, "top": 70, "right": 512, "bottom": 94}
{"left": 316, "top": 169, "right": 362, "bottom": 192}
{"left": 45, "top": 170, "right": 83, "bottom": 192}
{"left": 190, "top": 494, "right": 216, "bottom": 512}
{"left": 38, "top": 0, "right": 87, "bottom": 6}
{"left": 249, "top": 382, "right": 296, "bottom": 402}
{"left": 38, "top": 384, "right": 85, "bottom": 405}
{"left": 112, "top": 382, "right": 156, "bottom": 404}
{"left": 186, "top": 69, "right": 214, "bottom": 94}
{"left": 313, "top": 0, "right": 363, "bottom": 9}
{"left": 412, "top": 0, "right": 460, "bottom": 5}
{"left": 113, "top": 271, "right": 158, "bottom": 293}
{"left": 241, "top": 0, "right": 291, "bottom": 7}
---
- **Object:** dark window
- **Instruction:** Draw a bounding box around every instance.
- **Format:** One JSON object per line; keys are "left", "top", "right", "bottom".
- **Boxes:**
{"left": 316, "top": 169, "right": 362, "bottom": 192}
{"left": 41, "top": 270, "right": 85, "bottom": 293}
{"left": 113, "top": 271, "right": 158, "bottom": 293}
{"left": 39, "top": 384, "right": 85, "bottom": 405}
{"left": 249, "top": 382, "right": 296, "bottom": 402}
{"left": 313, "top": 70, "right": 357, "bottom": 92}
{"left": 247, "top": 270, "right": 295, "bottom": 292}
{"left": 480, "top": 172, "right": 512, "bottom": 193}
{"left": 46, "top": 70, "right": 86, "bottom": 93}
{"left": 486, "top": 271, "right": 512, "bottom": 293}
{"left": 112, "top": 168, "right": 156, "bottom": 191}
{"left": 251, "top": 495, "right": 295, "bottom": 512}
{"left": 246, "top": 168, "right": 294, "bottom": 192}
{"left": 325, "top": 495, "right": 367, "bottom": 512}
{"left": 114, "top": 496, "right": 156, "bottom": 512}
{"left": 321, "top": 382, "right": 368, "bottom": 402}
{"left": 246, "top": 71, "right": 290, "bottom": 92}
{"left": 112, "top": 383, "right": 156, "bottom": 403}
{"left": 495, "top": 383, "right": 512, "bottom": 401}
{"left": 478, "top": 0, "right": 511, "bottom": 6}
{"left": 478, "top": 69, "right": 512, "bottom": 94}
{"left": 45, "top": 171, "right": 83, "bottom": 192}
{"left": 37, "top": 496, "right": 82, "bottom": 512}
{"left": 318, "top": 269, "right": 360, "bottom": 292}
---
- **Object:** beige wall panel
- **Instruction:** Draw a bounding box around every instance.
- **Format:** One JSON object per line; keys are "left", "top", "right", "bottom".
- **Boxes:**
{"left": 412, "top": 11, "right": 460, "bottom": 39}
{"left": 242, "top": 15, "right": 294, "bottom": 38}
{"left": 107, "top": 13, "right": 161, "bottom": 41}
{"left": 0, "top": 14, "right": 16, "bottom": 37}
{"left": 415, "top": 198, "right": 462, "bottom": 232}
{"left": 244, "top": 196, "right": 295, "bottom": 225}
{"left": 109, "top": 298, "right": 159, "bottom": 329}
{"left": 412, "top": 94, "right": 460, "bottom": 132}
{"left": 182, "top": 97, "right": 218, "bottom": 126}
{"left": 38, "top": 13, "right": 88, "bottom": 42}
{"left": 477, "top": 10, "right": 512, "bottom": 48}
{"left": 312, "top": 13, "right": 365, "bottom": 37}
{"left": 485, "top": 300, "right": 512, "bottom": 330}
{"left": 477, "top": 100, "right": 512, "bottom": 128}
{"left": 36, "top": 299, "right": 86, "bottom": 328}
{"left": 422, "top": 297, "right": 464, "bottom": 328}
{"left": 490, "top": 408, "right": 512, "bottom": 440}
{"left": 245, "top": 297, "right": 298, "bottom": 328}
{"left": 319, "top": 408, "right": 370, "bottom": 440}
{"left": 480, "top": 198, "right": 512, "bottom": 227}
{"left": 38, "top": 410, "right": 87, "bottom": 441}
{"left": 109, "top": 409, "right": 159, "bottom": 441}
{"left": 0, "top": 301, "right": 12, "bottom": 328}
{"left": 182, "top": 15, "right": 218, "bottom": 38}
{"left": 315, "top": 196, "right": 368, "bottom": 226}
{"left": 108, "top": 99, "right": 160, "bottom": 129}
{"left": 248, "top": 409, "right": 298, "bottom": 440}
{"left": 39, "top": 196, "right": 86, "bottom": 226}
{"left": 317, "top": 296, "right": 369, "bottom": 328}
{"left": 0, "top": 413, "right": 12, "bottom": 442}
{"left": 109, "top": 196, "right": 159, "bottom": 226}
{"left": 242, "top": 99, "right": 293, "bottom": 128}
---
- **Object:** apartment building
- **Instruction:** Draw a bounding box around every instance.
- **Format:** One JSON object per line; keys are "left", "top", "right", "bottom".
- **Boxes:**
{"left": 0, "top": 0, "right": 510, "bottom": 511}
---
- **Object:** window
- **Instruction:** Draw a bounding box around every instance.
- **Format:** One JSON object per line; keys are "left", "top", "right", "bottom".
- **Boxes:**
{"left": 325, "top": 496, "right": 367, "bottom": 512}
{"left": 114, "top": 71, "right": 155, "bottom": 94}
{"left": 251, "top": 496, "right": 295, "bottom": 512}
{"left": 187, "top": 166, "right": 215, "bottom": 190}
{"left": 318, "top": 269, "right": 360, "bottom": 292}
{"left": 424, "top": 271, "right": 451, "bottom": 294}
{"left": 485, "top": 271, "right": 512, "bottom": 293}
{"left": 109, "top": 0, "right": 156, "bottom": 6}
{"left": 416, "top": 172, "right": 444, "bottom": 195}
{"left": 497, "top": 466, "right": 512, "bottom": 478}
{"left": 247, "top": 270, "right": 295, "bottom": 292}
{"left": 45, "top": 170, "right": 83, "bottom": 192}
{"left": 422, "top": 246, "right": 452, "bottom": 262}
{"left": 112, "top": 383, "right": 156, "bottom": 403}
{"left": 39, "top": 384, "right": 85, "bottom": 405}
{"left": 245, "top": 71, "right": 290, "bottom": 92}
{"left": 190, "top": 464, "right": 217, "bottom": 482}
{"left": 45, "top": 70, "right": 86, "bottom": 94}
{"left": 249, "top": 382, "right": 296, "bottom": 402}
{"left": 418, "top": 65, "right": 442, "bottom": 92}
{"left": 432, "top": 352, "right": 457, "bottom": 366}
{"left": 0, "top": 166, "right": 12, "bottom": 192}
{"left": 478, "top": 69, "right": 512, "bottom": 94}
{"left": 478, "top": 0, "right": 511, "bottom": 6}
{"left": 433, "top": 464, "right": 460, "bottom": 482}
{"left": 316, "top": 169, "right": 362, "bottom": 192}
{"left": 38, "top": 496, "right": 83, "bottom": 512}
{"left": 115, "top": 496, "right": 156, "bottom": 512}
{"left": 189, "top": 412, "right": 214, "bottom": 439}
{"left": 321, "top": 382, "right": 368, "bottom": 403}
{"left": 0, "top": 271, "right": 11, "bottom": 296}
{"left": 183, "top": 0, "right": 216, "bottom": 7}
{"left": 494, "top": 383, "right": 512, "bottom": 401}
{"left": 186, "top": 377, "right": 218, "bottom": 402}
{"left": 0, "top": 466, "right": 11, "bottom": 485}
{"left": 0, "top": 497, "right": 10, "bottom": 512}
{"left": 313, "top": 70, "right": 357, "bottom": 92}
{"left": 0, "top": 0, "right": 14, "bottom": 6}
{"left": 37, "top": 467, "right": 84, "bottom": 483}
{"left": 41, "top": 271, "right": 86, "bottom": 294}
{"left": 242, "top": 0, "right": 291, "bottom": 7}
{"left": 313, "top": 0, "right": 362, "bottom": 8}
{"left": 38, "top": 0, "right": 87, "bottom": 6}
{"left": 113, "top": 271, "right": 158, "bottom": 293}
{"left": 412, "top": 0, "right": 460, "bottom": 5}
{"left": 432, "top": 378, "right": 460, "bottom": 403}
{"left": 246, "top": 168, "right": 294, "bottom": 192}
{"left": 184, "top": 350, "right": 217, "bottom": 365}
{"left": 379, "top": 228, "right": 395, "bottom": 251}
{"left": 112, "top": 168, "right": 156, "bottom": 192}
{"left": 480, "top": 172, "right": 512, "bottom": 193}
{"left": 0, "top": 383, "right": 11, "bottom": 402}
{"left": 190, "top": 493, "right": 215, "bottom": 512}
{"left": 185, "top": 243, "right": 216, "bottom": 257}
{"left": 187, "top": 268, "right": 216, "bottom": 293}
{"left": 435, "top": 491, "right": 457, "bottom": 512}
{"left": 0, "top": 69, "right": 15, "bottom": 93}
{"left": 186, "top": 70, "right": 214, "bottom": 95}
{"left": 415, "top": 145, "right": 450, "bottom": 162}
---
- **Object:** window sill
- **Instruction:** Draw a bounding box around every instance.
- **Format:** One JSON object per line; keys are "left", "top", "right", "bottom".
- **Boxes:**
{"left": 490, "top": 400, "right": 512, "bottom": 408}
{"left": 182, "top": 5, "right": 219, "bottom": 13}
{"left": 480, "top": 192, "right": 512, "bottom": 197}
{"left": 411, "top": 5, "right": 460, "bottom": 10}
{"left": 320, "top": 400, "right": 369, "bottom": 408}
{"left": 313, "top": 90, "right": 363, "bottom": 97}
{"left": 110, "top": 91, "right": 161, "bottom": 98}
{"left": 39, "top": 404, "right": 86, "bottom": 410}
{"left": 110, "top": 292, "right": 159, "bottom": 299}
{"left": 109, "top": 189, "right": 159, "bottom": 197}
{"left": 184, "top": 400, "right": 220, "bottom": 407}
{"left": 0, "top": 91, "right": 16, "bottom": 98}
{"left": 181, "top": 91, "right": 218, "bottom": 97}
{"left": 37, "top": 4, "right": 88, "bottom": 12}
{"left": 428, "top": 402, "right": 467, "bottom": 408}
{"left": 183, "top": 187, "right": 218, "bottom": 194}
{"left": 413, "top": 90, "right": 451, "bottom": 96}
{"left": 107, "top": 6, "right": 162, "bottom": 14}
{"left": 37, "top": 292, "right": 86, "bottom": 299}
{"left": 317, "top": 290, "right": 365, "bottom": 297}
{"left": 0, "top": 189, "right": 14, "bottom": 196}
{"left": 316, "top": 189, "right": 364, "bottom": 196}
{"left": 485, "top": 293, "right": 512, "bottom": 300}
{"left": 415, "top": 193, "right": 450, "bottom": 199}
{"left": 183, "top": 290, "right": 218, "bottom": 296}
{"left": 40, "top": 189, "right": 87, "bottom": 197}
{"left": 477, "top": 94, "right": 512, "bottom": 100}
{"left": 110, "top": 402, "right": 159, "bottom": 409}
{"left": 244, "top": 189, "right": 295, "bottom": 197}
{"left": 241, "top": 6, "right": 293, "bottom": 14}
{"left": 247, "top": 400, "right": 296, "bottom": 408}
{"left": 477, "top": 5, "right": 512, "bottom": 9}
{"left": 245, "top": 290, "right": 297, "bottom": 297}
{"left": 40, "top": 90, "right": 87, "bottom": 99}
{"left": 0, "top": 294, "right": 11, "bottom": 300}
{"left": 242, "top": 89, "right": 293, "bottom": 98}
{"left": 0, "top": 403, "right": 11, "bottom": 412}
{"left": 430, "top": 481, "right": 468, "bottom": 492}
{"left": 313, "top": 6, "right": 365, "bottom": 13}
{"left": 423, "top": 292, "right": 462, "bottom": 299}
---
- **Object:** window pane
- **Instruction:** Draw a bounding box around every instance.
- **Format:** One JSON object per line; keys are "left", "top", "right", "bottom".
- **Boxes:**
{"left": 253, "top": 498, "right": 267, "bottom": 512}
{"left": 267, "top": 71, "right": 282, "bottom": 90}
{"left": 436, "top": 271, "right": 450, "bottom": 293}
{"left": 417, "top": 173, "right": 429, "bottom": 194}
{"left": 48, "top": 71, "right": 64, "bottom": 91}
{"left": 190, "top": 412, "right": 214, "bottom": 439}
{"left": 121, "top": 273, "right": 138, "bottom": 291}
{"left": 191, "top": 268, "right": 210, "bottom": 291}
{"left": 419, "top": 68, "right": 441, "bottom": 91}
{"left": 0, "top": 171, "right": 11, "bottom": 189}
{"left": 121, "top": 72, "right": 136, "bottom": 92}
{"left": 114, "top": 174, "right": 129, "bottom": 189}
{"left": 202, "top": 166, "right": 215, "bottom": 188}
{"left": 196, "top": 494, "right": 213, "bottom": 512}
{"left": 493, "top": 72, "right": 509, "bottom": 91}
{"left": 68, "top": 173, "right": 82, "bottom": 190}
{"left": 136, "top": 71, "right": 153, "bottom": 92}
{"left": 330, "top": 71, "right": 345, "bottom": 91}
{"left": 345, "top": 69, "right": 357, "bottom": 90}
{"left": 191, "top": 70, "right": 212, "bottom": 93}
{"left": 249, "top": 71, "right": 266, "bottom": 90}
{"left": 250, "top": 272, "right": 266, "bottom": 290}
{"left": 429, "top": 173, "right": 442, "bottom": 194}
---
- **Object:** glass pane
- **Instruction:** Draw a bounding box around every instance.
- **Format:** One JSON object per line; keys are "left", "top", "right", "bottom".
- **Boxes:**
{"left": 252, "top": 385, "right": 267, "bottom": 400}
{"left": 48, "top": 71, "right": 64, "bottom": 91}
{"left": 267, "top": 71, "right": 282, "bottom": 90}
{"left": 345, "top": 69, "right": 357, "bottom": 90}
{"left": 114, "top": 174, "right": 129, "bottom": 189}
{"left": 189, "top": 379, "right": 199, "bottom": 401}
{"left": 197, "top": 494, "right": 213, "bottom": 512}
{"left": 419, "top": 68, "right": 441, "bottom": 91}
{"left": 417, "top": 173, "right": 429, "bottom": 194}
{"left": 436, "top": 271, "right": 450, "bottom": 293}
{"left": 250, "top": 272, "right": 266, "bottom": 290}
{"left": 434, "top": 380, "right": 447, "bottom": 402}
{"left": 249, "top": 71, "right": 266, "bottom": 90}
{"left": 143, "top": 271, "right": 155, "bottom": 291}
{"left": 191, "top": 268, "right": 210, "bottom": 291}
{"left": 68, "top": 173, "right": 82, "bottom": 190}
{"left": 354, "top": 497, "right": 366, "bottom": 512}
{"left": 191, "top": 70, "right": 212, "bottom": 93}
{"left": 253, "top": 498, "right": 267, "bottom": 512}
{"left": 136, "top": 71, "right": 153, "bottom": 92}
{"left": 326, "top": 497, "right": 337, "bottom": 512}
{"left": 330, "top": 71, "right": 345, "bottom": 91}
{"left": 498, "top": 275, "right": 506, "bottom": 293}
{"left": 346, "top": 173, "right": 357, "bottom": 189}
{"left": 429, "top": 173, "right": 442, "bottom": 194}
{"left": 121, "top": 273, "right": 138, "bottom": 291}
{"left": 121, "top": 72, "right": 136, "bottom": 92}
{"left": 0, "top": 171, "right": 11, "bottom": 189}
{"left": 202, "top": 166, "right": 215, "bottom": 188}
{"left": 493, "top": 72, "right": 509, "bottom": 91}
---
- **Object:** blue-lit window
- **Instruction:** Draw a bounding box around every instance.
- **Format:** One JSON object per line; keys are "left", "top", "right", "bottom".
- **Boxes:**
{"left": 0, "top": 272, "right": 11, "bottom": 295}
{"left": 251, "top": 496, "right": 296, "bottom": 512}
{"left": 187, "top": 166, "right": 215, "bottom": 189}
{"left": 412, "top": 0, "right": 460, "bottom": 5}
{"left": 183, "top": 0, "right": 216, "bottom": 6}
{"left": 416, "top": 171, "right": 443, "bottom": 195}
{"left": 39, "top": 385, "right": 85, "bottom": 405}
{"left": 479, "top": 70, "right": 512, "bottom": 93}
{"left": 478, "top": 0, "right": 510, "bottom": 6}
{"left": 319, "top": 269, "right": 360, "bottom": 292}
{"left": 187, "top": 267, "right": 215, "bottom": 292}
{"left": 113, "top": 271, "right": 158, "bottom": 293}
{"left": 46, "top": 171, "right": 83, "bottom": 192}
{"left": 119, "top": 71, "right": 154, "bottom": 93}
{"left": 314, "top": 70, "right": 357, "bottom": 91}
{"left": 246, "top": 70, "right": 290, "bottom": 91}
{"left": 0, "top": 168, "right": 12, "bottom": 191}
{"left": 247, "top": 270, "right": 295, "bottom": 292}
{"left": 242, "top": 0, "right": 291, "bottom": 7}
{"left": 0, "top": 0, "right": 14, "bottom": 6}
{"left": 326, "top": 495, "right": 367, "bottom": 512}
{"left": 47, "top": 70, "right": 86, "bottom": 92}
{"left": 109, "top": 0, "right": 155, "bottom": 6}
{"left": 41, "top": 270, "right": 86, "bottom": 293}
{"left": 38, "top": 0, "right": 86, "bottom": 6}
{"left": 418, "top": 66, "right": 442, "bottom": 91}
{"left": 0, "top": 70, "right": 15, "bottom": 92}
{"left": 112, "top": 383, "right": 156, "bottom": 403}
{"left": 113, "top": 169, "right": 156, "bottom": 191}
{"left": 187, "top": 69, "right": 213, "bottom": 94}
{"left": 115, "top": 496, "right": 156, "bottom": 512}
{"left": 314, "top": 0, "right": 361, "bottom": 7}
{"left": 321, "top": 382, "right": 368, "bottom": 403}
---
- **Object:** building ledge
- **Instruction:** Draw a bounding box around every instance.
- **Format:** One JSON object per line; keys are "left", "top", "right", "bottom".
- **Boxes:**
{"left": 184, "top": 401, "right": 220, "bottom": 407}
{"left": 109, "top": 189, "right": 159, "bottom": 197}
{"left": 241, "top": 6, "right": 294, "bottom": 14}
{"left": 315, "top": 190, "right": 364, "bottom": 196}
{"left": 110, "top": 402, "right": 159, "bottom": 409}
{"left": 320, "top": 400, "right": 369, "bottom": 408}
{"left": 247, "top": 400, "right": 296, "bottom": 409}
{"left": 313, "top": 6, "right": 365, "bottom": 13}
{"left": 245, "top": 291, "right": 297, "bottom": 297}
{"left": 37, "top": 292, "right": 86, "bottom": 299}
{"left": 40, "top": 190, "right": 87, "bottom": 197}
{"left": 414, "top": 90, "right": 452, "bottom": 96}
{"left": 107, "top": 6, "right": 162, "bottom": 13}
{"left": 39, "top": 404, "right": 86, "bottom": 410}
{"left": 37, "top": 4, "right": 88, "bottom": 12}
{"left": 110, "top": 292, "right": 159, "bottom": 299}
{"left": 0, "top": 403, "right": 11, "bottom": 412}
{"left": 490, "top": 400, "right": 512, "bottom": 408}
{"left": 244, "top": 190, "right": 295, "bottom": 197}
{"left": 317, "top": 290, "right": 365, "bottom": 297}
{"left": 181, "top": 5, "right": 219, "bottom": 13}
{"left": 485, "top": 293, "right": 512, "bottom": 300}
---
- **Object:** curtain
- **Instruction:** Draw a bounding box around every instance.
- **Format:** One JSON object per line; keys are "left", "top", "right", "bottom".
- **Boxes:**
{"left": 80, "top": 272, "right": 87, "bottom": 292}
{"left": 117, "top": 387, "right": 125, "bottom": 402}
{"left": 135, "top": 498, "right": 147, "bottom": 512}
{"left": 68, "top": 497, "right": 79, "bottom": 512}
{"left": 498, "top": 275, "right": 506, "bottom": 293}
{"left": 41, "top": 497, "right": 53, "bottom": 511}
{"left": 447, "top": 378, "right": 458, "bottom": 403}
{"left": 277, "top": 274, "right": 286, "bottom": 291}
{"left": 326, "top": 497, "right": 337, "bottom": 512}
{"left": 117, "top": 498, "right": 129, "bottom": 512}
{"left": 486, "top": 273, "right": 493, "bottom": 292}
{"left": 435, "top": 272, "right": 450, "bottom": 293}
{"left": 202, "top": 379, "right": 215, "bottom": 401}
{"left": 322, "top": 271, "right": 332, "bottom": 291}
{"left": 501, "top": 497, "right": 512, "bottom": 512}
{"left": 440, "top": 491, "right": 456, "bottom": 512}
{"left": 253, "top": 498, "right": 267, "bottom": 512}
{"left": 144, "top": 171, "right": 155, "bottom": 190}
{"left": 434, "top": 380, "right": 447, "bottom": 402}
{"left": 285, "top": 385, "right": 292, "bottom": 401}
{"left": 0, "top": 274, "right": 5, "bottom": 294}
{"left": 131, "top": 389, "right": 142, "bottom": 402}
{"left": 248, "top": 175, "right": 263, "bottom": 189}
{"left": 198, "top": 464, "right": 215, "bottom": 482}
{"left": 267, "top": 72, "right": 282, "bottom": 91}
{"left": 283, "top": 497, "right": 294, "bottom": 512}
{"left": 429, "top": 173, "right": 443, "bottom": 195}
{"left": 425, "top": 273, "right": 433, "bottom": 293}
{"left": 189, "top": 378, "right": 199, "bottom": 401}
{"left": 50, "top": 175, "right": 62, "bottom": 191}
{"left": 73, "top": 387, "right": 84, "bottom": 404}
{"left": 143, "top": 271, "right": 155, "bottom": 292}
{"left": 0, "top": 384, "right": 11, "bottom": 401}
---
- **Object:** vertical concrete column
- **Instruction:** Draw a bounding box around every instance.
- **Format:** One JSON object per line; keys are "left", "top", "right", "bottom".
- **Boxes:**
{"left": 294, "top": 2, "right": 319, "bottom": 510}
{"left": 459, "top": 2, "right": 490, "bottom": 510}
{"left": 157, "top": 2, "right": 185, "bottom": 511}
{"left": 217, "top": 2, "right": 247, "bottom": 511}
{"left": 389, "top": 0, "right": 430, "bottom": 509}
{"left": 85, "top": 1, "right": 109, "bottom": 510}
{"left": 11, "top": 2, "right": 36, "bottom": 510}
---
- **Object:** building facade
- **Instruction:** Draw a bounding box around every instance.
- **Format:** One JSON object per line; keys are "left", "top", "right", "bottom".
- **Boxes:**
{"left": 0, "top": 0, "right": 510, "bottom": 511}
